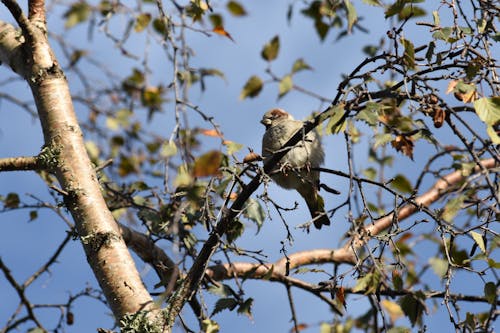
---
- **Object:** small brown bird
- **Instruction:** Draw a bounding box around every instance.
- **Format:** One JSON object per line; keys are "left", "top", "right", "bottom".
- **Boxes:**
{"left": 261, "top": 108, "right": 330, "bottom": 229}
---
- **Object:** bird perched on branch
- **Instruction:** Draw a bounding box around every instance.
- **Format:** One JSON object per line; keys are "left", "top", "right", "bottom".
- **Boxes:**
{"left": 261, "top": 108, "right": 330, "bottom": 229}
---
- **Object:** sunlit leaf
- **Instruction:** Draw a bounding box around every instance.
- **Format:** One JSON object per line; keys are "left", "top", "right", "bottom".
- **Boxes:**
{"left": 278, "top": 75, "right": 293, "bottom": 99}
{"left": 160, "top": 141, "right": 177, "bottom": 158}
{"left": 224, "top": 140, "right": 244, "bottom": 155}
{"left": 174, "top": 164, "right": 192, "bottom": 187}
{"left": 261, "top": 35, "right": 280, "bottom": 61}
{"left": 373, "top": 133, "right": 393, "bottom": 148}
{"left": 381, "top": 300, "right": 404, "bottom": 323}
{"left": 486, "top": 125, "right": 500, "bottom": 144}
{"left": 134, "top": 13, "right": 151, "bottom": 32}
{"left": 324, "top": 104, "right": 346, "bottom": 135}
{"left": 343, "top": 0, "right": 357, "bottom": 33}
{"left": 201, "top": 319, "right": 220, "bottom": 333}
{"left": 429, "top": 257, "right": 448, "bottom": 278}
{"left": 362, "top": 0, "right": 382, "bottom": 5}
{"left": 469, "top": 231, "right": 486, "bottom": 254}
{"left": 240, "top": 76, "right": 263, "bottom": 99}
{"left": 473, "top": 97, "right": 500, "bottom": 125}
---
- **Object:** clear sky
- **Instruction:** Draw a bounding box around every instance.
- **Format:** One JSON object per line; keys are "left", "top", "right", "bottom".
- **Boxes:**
{"left": 0, "top": 1, "right": 498, "bottom": 332}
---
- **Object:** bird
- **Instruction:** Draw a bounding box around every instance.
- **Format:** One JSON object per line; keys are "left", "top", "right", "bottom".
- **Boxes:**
{"left": 261, "top": 108, "right": 330, "bottom": 229}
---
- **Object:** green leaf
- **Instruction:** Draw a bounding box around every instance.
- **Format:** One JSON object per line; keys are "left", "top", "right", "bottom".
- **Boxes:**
{"left": 363, "top": 167, "right": 377, "bottom": 180}
{"left": 240, "top": 76, "right": 263, "bottom": 99}
{"left": 152, "top": 18, "right": 168, "bottom": 34}
{"left": 4, "top": 192, "right": 20, "bottom": 208}
{"left": 362, "top": 0, "right": 382, "bottom": 6}
{"left": 261, "top": 35, "right": 280, "bottom": 61}
{"left": 208, "top": 283, "right": 234, "bottom": 297}
{"left": 432, "top": 10, "right": 440, "bottom": 26}
{"left": 353, "top": 273, "right": 380, "bottom": 293}
{"left": 483, "top": 282, "right": 496, "bottom": 304}
{"left": 441, "top": 195, "right": 465, "bottom": 223}
{"left": 429, "top": 257, "right": 448, "bottom": 278}
{"left": 278, "top": 75, "right": 293, "bottom": 99}
{"left": 291, "top": 58, "right": 312, "bottom": 73}
{"left": 225, "top": 141, "right": 244, "bottom": 155}
{"left": 385, "top": 0, "right": 405, "bottom": 18}
{"left": 425, "top": 41, "right": 435, "bottom": 62}
{"left": 212, "top": 298, "right": 238, "bottom": 316}
{"left": 470, "top": 231, "right": 486, "bottom": 253}
{"left": 226, "top": 1, "right": 247, "bottom": 16}
{"left": 390, "top": 174, "right": 413, "bottom": 194}
{"left": 225, "top": 219, "right": 244, "bottom": 243}
{"left": 398, "top": 5, "right": 426, "bottom": 20}
{"left": 324, "top": 104, "right": 346, "bottom": 135}
{"left": 486, "top": 125, "right": 500, "bottom": 144}
{"left": 399, "top": 293, "right": 424, "bottom": 327}
{"left": 244, "top": 198, "right": 265, "bottom": 231}
{"left": 343, "top": 0, "right": 357, "bottom": 33}
{"left": 473, "top": 97, "right": 500, "bottom": 125}
{"left": 160, "top": 141, "right": 178, "bottom": 158}
{"left": 237, "top": 298, "right": 253, "bottom": 318}
{"left": 373, "top": 133, "right": 393, "bottom": 148}
{"left": 64, "top": 3, "right": 91, "bottom": 29}
{"left": 432, "top": 27, "right": 454, "bottom": 42}
{"left": 401, "top": 38, "right": 416, "bottom": 70}
{"left": 29, "top": 210, "right": 38, "bottom": 222}
{"left": 134, "top": 13, "right": 151, "bottom": 32}
{"left": 357, "top": 102, "right": 380, "bottom": 126}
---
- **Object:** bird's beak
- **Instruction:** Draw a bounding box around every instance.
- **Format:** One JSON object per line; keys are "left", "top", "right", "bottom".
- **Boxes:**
{"left": 261, "top": 118, "right": 271, "bottom": 128}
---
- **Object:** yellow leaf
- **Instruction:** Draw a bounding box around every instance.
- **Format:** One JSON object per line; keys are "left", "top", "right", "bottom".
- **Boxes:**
{"left": 381, "top": 299, "right": 404, "bottom": 323}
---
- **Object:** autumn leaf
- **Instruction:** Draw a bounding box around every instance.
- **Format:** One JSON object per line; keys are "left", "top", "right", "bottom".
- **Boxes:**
{"left": 336, "top": 287, "right": 347, "bottom": 309}
{"left": 213, "top": 26, "right": 235, "bottom": 42}
{"left": 200, "top": 129, "right": 223, "bottom": 137}
{"left": 243, "top": 151, "right": 262, "bottom": 163}
{"left": 432, "top": 107, "right": 446, "bottom": 128}
{"left": 391, "top": 135, "right": 414, "bottom": 159}
{"left": 192, "top": 150, "right": 223, "bottom": 177}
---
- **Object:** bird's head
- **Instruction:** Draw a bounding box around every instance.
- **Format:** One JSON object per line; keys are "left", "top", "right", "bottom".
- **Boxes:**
{"left": 260, "top": 108, "right": 294, "bottom": 129}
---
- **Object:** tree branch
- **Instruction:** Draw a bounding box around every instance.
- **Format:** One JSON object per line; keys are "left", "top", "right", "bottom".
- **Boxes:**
{"left": 0, "top": 156, "right": 44, "bottom": 172}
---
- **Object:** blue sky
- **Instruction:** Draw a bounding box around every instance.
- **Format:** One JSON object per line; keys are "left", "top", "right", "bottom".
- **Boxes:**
{"left": 0, "top": 1, "right": 498, "bottom": 332}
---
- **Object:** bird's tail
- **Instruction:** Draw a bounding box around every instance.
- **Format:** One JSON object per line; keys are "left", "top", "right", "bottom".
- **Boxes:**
{"left": 303, "top": 190, "right": 330, "bottom": 229}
